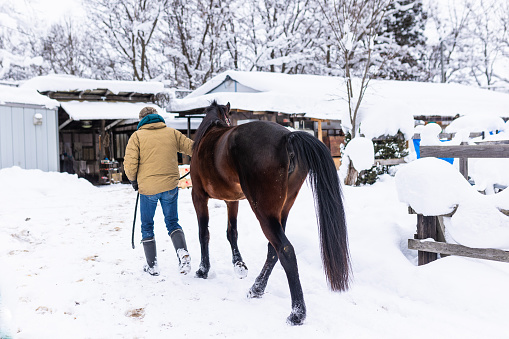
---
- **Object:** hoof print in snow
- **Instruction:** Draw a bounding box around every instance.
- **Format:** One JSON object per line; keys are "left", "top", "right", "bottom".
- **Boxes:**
{"left": 125, "top": 308, "right": 145, "bottom": 319}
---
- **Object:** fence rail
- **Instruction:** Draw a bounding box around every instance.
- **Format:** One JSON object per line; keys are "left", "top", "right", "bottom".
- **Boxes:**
{"left": 420, "top": 144, "right": 509, "bottom": 158}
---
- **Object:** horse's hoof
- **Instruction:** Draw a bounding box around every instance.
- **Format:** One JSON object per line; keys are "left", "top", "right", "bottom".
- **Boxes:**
{"left": 195, "top": 267, "right": 209, "bottom": 279}
{"left": 234, "top": 261, "right": 248, "bottom": 279}
{"left": 286, "top": 306, "right": 306, "bottom": 326}
{"left": 247, "top": 285, "right": 263, "bottom": 299}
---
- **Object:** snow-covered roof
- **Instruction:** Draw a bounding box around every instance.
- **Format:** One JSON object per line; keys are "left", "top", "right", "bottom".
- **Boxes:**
{"left": 20, "top": 74, "right": 165, "bottom": 94}
{"left": 0, "top": 84, "right": 59, "bottom": 109}
{"left": 61, "top": 101, "right": 169, "bottom": 121}
{"left": 164, "top": 114, "right": 202, "bottom": 130}
{"left": 170, "top": 70, "right": 509, "bottom": 139}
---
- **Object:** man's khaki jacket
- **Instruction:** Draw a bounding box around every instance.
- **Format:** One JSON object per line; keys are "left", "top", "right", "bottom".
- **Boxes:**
{"left": 124, "top": 121, "right": 193, "bottom": 195}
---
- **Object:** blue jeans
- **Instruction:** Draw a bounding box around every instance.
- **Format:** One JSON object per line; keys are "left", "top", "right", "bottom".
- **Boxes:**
{"left": 140, "top": 188, "right": 181, "bottom": 240}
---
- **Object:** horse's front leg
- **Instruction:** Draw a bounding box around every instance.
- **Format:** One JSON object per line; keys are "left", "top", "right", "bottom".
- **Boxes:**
{"left": 226, "top": 201, "right": 248, "bottom": 278}
{"left": 192, "top": 190, "right": 210, "bottom": 279}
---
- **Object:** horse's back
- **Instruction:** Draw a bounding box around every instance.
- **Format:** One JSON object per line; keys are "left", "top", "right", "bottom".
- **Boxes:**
{"left": 229, "top": 121, "right": 290, "bottom": 168}
{"left": 231, "top": 121, "right": 289, "bottom": 151}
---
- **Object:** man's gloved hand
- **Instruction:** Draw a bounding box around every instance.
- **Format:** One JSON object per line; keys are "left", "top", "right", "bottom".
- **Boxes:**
{"left": 130, "top": 180, "right": 138, "bottom": 191}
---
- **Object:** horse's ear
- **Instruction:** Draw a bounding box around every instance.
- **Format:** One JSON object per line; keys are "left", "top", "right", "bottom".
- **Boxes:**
{"left": 226, "top": 102, "right": 230, "bottom": 112}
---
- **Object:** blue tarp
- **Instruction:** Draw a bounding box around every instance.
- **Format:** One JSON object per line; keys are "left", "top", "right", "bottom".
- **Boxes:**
{"left": 413, "top": 139, "right": 454, "bottom": 164}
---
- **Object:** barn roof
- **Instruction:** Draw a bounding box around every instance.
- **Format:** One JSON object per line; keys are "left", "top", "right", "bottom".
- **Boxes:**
{"left": 20, "top": 75, "right": 165, "bottom": 102}
{"left": 0, "top": 84, "right": 59, "bottom": 109}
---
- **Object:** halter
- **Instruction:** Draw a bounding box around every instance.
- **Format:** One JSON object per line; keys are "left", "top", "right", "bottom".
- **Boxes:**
{"left": 224, "top": 112, "right": 231, "bottom": 127}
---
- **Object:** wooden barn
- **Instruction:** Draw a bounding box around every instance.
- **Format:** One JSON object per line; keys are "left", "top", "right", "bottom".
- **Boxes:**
{"left": 169, "top": 71, "right": 346, "bottom": 165}
{"left": 20, "top": 75, "right": 199, "bottom": 184}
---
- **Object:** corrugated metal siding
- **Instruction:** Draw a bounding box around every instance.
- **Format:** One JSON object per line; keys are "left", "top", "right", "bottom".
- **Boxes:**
{"left": 0, "top": 105, "right": 59, "bottom": 171}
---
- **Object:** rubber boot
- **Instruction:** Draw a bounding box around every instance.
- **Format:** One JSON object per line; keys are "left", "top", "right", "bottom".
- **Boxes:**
{"left": 142, "top": 237, "right": 159, "bottom": 276}
{"left": 170, "top": 229, "right": 191, "bottom": 275}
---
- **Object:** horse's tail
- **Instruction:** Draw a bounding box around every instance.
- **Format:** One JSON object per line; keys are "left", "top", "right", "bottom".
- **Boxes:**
{"left": 286, "top": 131, "right": 350, "bottom": 291}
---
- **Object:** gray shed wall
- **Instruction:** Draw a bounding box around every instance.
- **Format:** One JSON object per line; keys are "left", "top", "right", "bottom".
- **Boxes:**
{"left": 0, "top": 104, "right": 59, "bottom": 171}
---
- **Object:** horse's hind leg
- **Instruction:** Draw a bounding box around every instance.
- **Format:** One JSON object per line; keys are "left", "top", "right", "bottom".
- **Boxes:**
{"left": 248, "top": 242, "right": 278, "bottom": 298}
{"left": 252, "top": 216, "right": 306, "bottom": 325}
{"left": 248, "top": 188, "right": 300, "bottom": 298}
{"left": 226, "top": 201, "right": 248, "bottom": 278}
{"left": 192, "top": 190, "right": 211, "bottom": 279}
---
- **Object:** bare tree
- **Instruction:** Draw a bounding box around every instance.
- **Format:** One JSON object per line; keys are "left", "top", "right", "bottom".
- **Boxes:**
{"left": 425, "top": 0, "right": 472, "bottom": 83}
{"left": 160, "top": 0, "right": 230, "bottom": 89}
{"left": 0, "top": 1, "right": 43, "bottom": 80}
{"left": 86, "top": 0, "right": 167, "bottom": 81}
{"left": 242, "top": 0, "right": 322, "bottom": 74}
{"left": 465, "top": 0, "right": 506, "bottom": 90}
{"left": 319, "top": 0, "right": 393, "bottom": 185}
{"left": 495, "top": 1, "right": 509, "bottom": 90}
{"left": 468, "top": 0, "right": 507, "bottom": 89}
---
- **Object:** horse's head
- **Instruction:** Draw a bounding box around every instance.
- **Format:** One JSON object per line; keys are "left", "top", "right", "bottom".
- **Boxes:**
{"left": 193, "top": 101, "right": 232, "bottom": 150}
{"left": 204, "top": 100, "right": 231, "bottom": 127}
{"left": 211, "top": 101, "right": 231, "bottom": 127}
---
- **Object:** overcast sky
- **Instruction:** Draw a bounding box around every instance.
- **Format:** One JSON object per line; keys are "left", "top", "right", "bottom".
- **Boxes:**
{"left": 23, "top": 0, "right": 85, "bottom": 26}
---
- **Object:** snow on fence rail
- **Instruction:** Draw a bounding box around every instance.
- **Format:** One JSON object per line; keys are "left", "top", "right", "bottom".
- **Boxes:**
{"left": 402, "top": 145, "right": 509, "bottom": 265}
{"left": 408, "top": 209, "right": 509, "bottom": 265}
{"left": 420, "top": 144, "right": 509, "bottom": 180}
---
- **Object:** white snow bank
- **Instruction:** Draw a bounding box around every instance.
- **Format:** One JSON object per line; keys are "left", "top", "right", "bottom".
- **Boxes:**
{"left": 0, "top": 167, "right": 95, "bottom": 200}
{"left": 395, "top": 158, "right": 509, "bottom": 249}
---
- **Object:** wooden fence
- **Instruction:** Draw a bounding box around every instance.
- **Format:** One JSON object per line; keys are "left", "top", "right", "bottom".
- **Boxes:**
{"left": 410, "top": 143, "right": 509, "bottom": 265}
{"left": 420, "top": 143, "right": 509, "bottom": 179}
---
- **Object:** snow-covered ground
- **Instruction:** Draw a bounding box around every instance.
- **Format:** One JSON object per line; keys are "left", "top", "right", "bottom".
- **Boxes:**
{"left": 1, "top": 166, "right": 509, "bottom": 338}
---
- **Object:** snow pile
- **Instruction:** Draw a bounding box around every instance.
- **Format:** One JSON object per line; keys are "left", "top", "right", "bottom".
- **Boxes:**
{"left": 445, "top": 114, "right": 506, "bottom": 134}
{"left": 395, "top": 157, "right": 473, "bottom": 215}
{"left": 0, "top": 166, "right": 95, "bottom": 203}
{"left": 417, "top": 123, "right": 443, "bottom": 146}
{"left": 469, "top": 159, "right": 509, "bottom": 194}
{"left": 339, "top": 137, "right": 374, "bottom": 179}
{"left": 357, "top": 99, "right": 415, "bottom": 140}
{"left": 395, "top": 158, "right": 509, "bottom": 248}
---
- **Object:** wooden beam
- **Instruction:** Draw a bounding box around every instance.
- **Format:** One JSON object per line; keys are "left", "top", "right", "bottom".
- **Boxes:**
{"left": 420, "top": 145, "right": 509, "bottom": 158}
{"left": 375, "top": 158, "right": 406, "bottom": 166}
{"left": 408, "top": 239, "right": 509, "bottom": 263}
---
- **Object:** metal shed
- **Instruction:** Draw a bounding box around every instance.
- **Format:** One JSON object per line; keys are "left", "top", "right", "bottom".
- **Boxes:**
{"left": 0, "top": 85, "right": 60, "bottom": 171}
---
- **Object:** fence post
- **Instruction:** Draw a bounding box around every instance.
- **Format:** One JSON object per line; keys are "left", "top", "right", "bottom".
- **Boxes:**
{"left": 416, "top": 214, "right": 438, "bottom": 265}
{"left": 459, "top": 141, "right": 468, "bottom": 179}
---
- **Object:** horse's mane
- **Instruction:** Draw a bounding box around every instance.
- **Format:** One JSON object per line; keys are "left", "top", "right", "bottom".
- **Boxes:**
{"left": 193, "top": 100, "right": 229, "bottom": 150}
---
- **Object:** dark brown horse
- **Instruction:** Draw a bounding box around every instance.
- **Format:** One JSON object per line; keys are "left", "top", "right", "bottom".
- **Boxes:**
{"left": 190, "top": 101, "right": 350, "bottom": 325}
